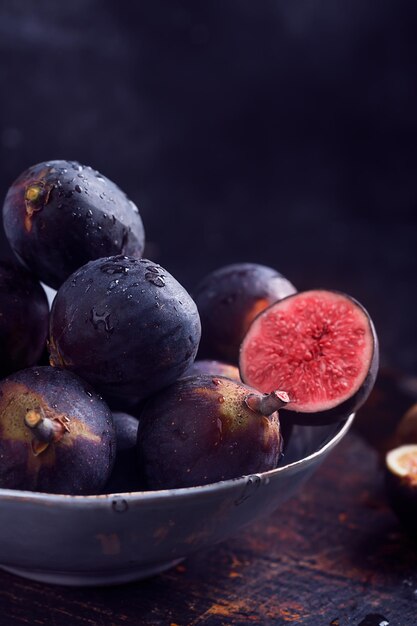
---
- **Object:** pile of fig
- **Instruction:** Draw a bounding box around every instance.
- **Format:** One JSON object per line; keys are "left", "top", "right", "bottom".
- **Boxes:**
{"left": 0, "top": 160, "right": 379, "bottom": 494}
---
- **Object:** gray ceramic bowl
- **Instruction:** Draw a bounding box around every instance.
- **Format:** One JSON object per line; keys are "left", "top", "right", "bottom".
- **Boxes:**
{"left": 0, "top": 415, "right": 354, "bottom": 586}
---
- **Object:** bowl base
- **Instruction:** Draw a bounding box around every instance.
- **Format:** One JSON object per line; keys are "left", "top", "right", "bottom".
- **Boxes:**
{"left": 1, "top": 558, "right": 184, "bottom": 587}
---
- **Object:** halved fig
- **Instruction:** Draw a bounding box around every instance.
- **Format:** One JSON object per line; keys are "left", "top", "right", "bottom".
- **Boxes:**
{"left": 385, "top": 444, "right": 417, "bottom": 534}
{"left": 240, "top": 289, "right": 379, "bottom": 425}
{"left": 386, "top": 445, "right": 417, "bottom": 481}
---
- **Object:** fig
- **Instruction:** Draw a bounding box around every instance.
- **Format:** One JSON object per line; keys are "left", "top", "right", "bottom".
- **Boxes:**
{"left": 137, "top": 375, "right": 288, "bottom": 489}
{"left": 394, "top": 403, "right": 417, "bottom": 447}
{"left": 240, "top": 289, "right": 379, "bottom": 425}
{"left": 194, "top": 263, "right": 296, "bottom": 364}
{"left": 49, "top": 256, "right": 201, "bottom": 405}
{"left": 352, "top": 368, "right": 414, "bottom": 456}
{"left": 0, "top": 366, "right": 115, "bottom": 494}
{"left": 183, "top": 359, "right": 241, "bottom": 382}
{"left": 2, "top": 160, "right": 145, "bottom": 289}
{"left": 0, "top": 261, "right": 49, "bottom": 377}
{"left": 105, "top": 412, "right": 143, "bottom": 493}
{"left": 385, "top": 444, "right": 417, "bottom": 535}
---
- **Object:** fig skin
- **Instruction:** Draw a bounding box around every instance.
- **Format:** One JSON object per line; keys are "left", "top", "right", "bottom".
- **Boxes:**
{"left": 240, "top": 289, "right": 379, "bottom": 426}
{"left": 352, "top": 368, "right": 415, "bottom": 458}
{"left": 49, "top": 256, "right": 201, "bottom": 405}
{"left": 394, "top": 403, "right": 417, "bottom": 446}
{"left": 137, "top": 375, "right": 286, "bottom": 490}
{"left": 182, "top": 359, "right": 241, "bottom": 382}
{"left": 2, "top": 160, "right": 145, "bottom": 289}
{"left": 105, "top": 412, "right": 144, "bottom": 493}
{"left": 0, "top": 366, "right": 116, "bottom": 495}
{"left": 194, "top": 263, "right": 296, "bottom": 364}
{"left": 0, "top": 261, "right": 49, "bottom": 378}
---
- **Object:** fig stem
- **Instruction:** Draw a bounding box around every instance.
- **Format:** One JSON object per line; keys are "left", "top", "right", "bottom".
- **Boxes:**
{"left": 24, "top": 407, "right": 70, "bottom": 453}
{"left": 245, "top": 390, "right": 290, "bottom": 416}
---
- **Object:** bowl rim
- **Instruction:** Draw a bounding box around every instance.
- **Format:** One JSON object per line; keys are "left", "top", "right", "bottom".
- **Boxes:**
{"left": 0, "top": 414, "right": 354, "bottom": 506}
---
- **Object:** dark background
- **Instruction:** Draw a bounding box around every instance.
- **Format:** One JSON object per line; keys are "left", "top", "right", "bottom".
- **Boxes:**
{"left": 0, "top": 0, "right": 416, "bottom": 374}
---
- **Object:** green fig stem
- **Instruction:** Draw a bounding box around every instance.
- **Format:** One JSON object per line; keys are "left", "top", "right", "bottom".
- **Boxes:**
{"left": 24, "top": 407, "right": 70, "bottom": 455}
{"left": 245, "top": 390, "right": 290, "bottom": 416}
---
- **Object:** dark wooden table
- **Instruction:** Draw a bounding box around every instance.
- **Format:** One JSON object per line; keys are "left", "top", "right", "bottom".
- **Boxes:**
{"left": 0, "top": 373, "right": 416, "bottom": 626}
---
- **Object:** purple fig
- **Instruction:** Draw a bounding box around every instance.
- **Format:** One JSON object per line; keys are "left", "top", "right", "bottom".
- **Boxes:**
{"left": 2, "top": 160, "right": 145, "bottom": 289}
{"left": 183, "top": 359, "right": 241, "bottom": 382}
{"left": 194, "top": 263, "right": 296, "bottom": 363}
{"left": 105, "top": 412, "right": 143, "bottom": 492}
{"left": 0, "top": 261, "right": 49, "bottom": 377}
{"left": 48, "top": 256, "right": 201, "bottom": 405}
{"left": 137, "top": 375, "right": 287, "bottom": 489}
{"left": 0, "top": 366, "right": 115, "bottom": 494}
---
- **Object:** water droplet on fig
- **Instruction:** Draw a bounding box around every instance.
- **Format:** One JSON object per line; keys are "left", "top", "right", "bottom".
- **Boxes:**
{"left": 145, "top": 273, "right": 165, "bottom": 287}
{"left": 108, "top": 279, "right": 119, "bottom": 291}
{"left": 216, "top": 417, "right": 223, "bottom": 436}
{"left": 90, "top": 308, "right": 114, "bottom": 334}
{"left": 100, "top": 262, "right": 129, "bottom": 275}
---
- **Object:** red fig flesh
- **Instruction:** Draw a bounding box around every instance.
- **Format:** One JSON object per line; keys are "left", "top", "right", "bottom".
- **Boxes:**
{"left": 240, "top": 290, "right": 379, "bottom": 424}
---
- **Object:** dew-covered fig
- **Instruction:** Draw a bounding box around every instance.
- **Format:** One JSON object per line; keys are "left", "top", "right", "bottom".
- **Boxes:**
{"left": 385, "top": 444, "right": 417, "bottom": 535}
{"left": 183, "top": 359, "right": 241, "bottom": 382}
{"left": 49, "top": 256, "right": 201, "bottom": 404}
{"left": 2, "top": 160, "right": 145, "bottom": 289}
{"left": 0, "top": 366, "right": 115, "bottom": 494}
{"left": 194, "top": 263, "right": 296, "bottom": 363}
{"left": 137, "top": 375, "right": 287, "bottom": 489}
{"left": 240, "top": 290, "right": 379, "bottom": 425}
{"left": 0, "top": 261, "right": 49, "bottom": 378}
{"left": 105, "top": 412, "right": 143, "bottom": 493}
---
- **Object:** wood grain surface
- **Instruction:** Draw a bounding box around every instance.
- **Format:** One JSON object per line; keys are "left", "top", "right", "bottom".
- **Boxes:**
{"left": 0, "top": 374, "right": 416, "bottom": 626}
